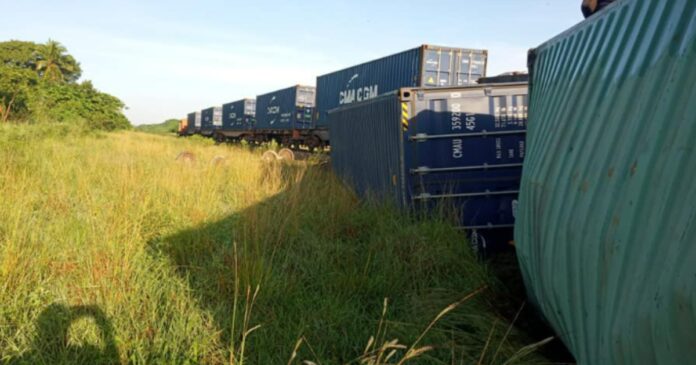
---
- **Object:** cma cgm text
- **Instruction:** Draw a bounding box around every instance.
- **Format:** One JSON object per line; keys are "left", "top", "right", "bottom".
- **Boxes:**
{"left": 339, "top": 85, "right": 379, "bottom": 105}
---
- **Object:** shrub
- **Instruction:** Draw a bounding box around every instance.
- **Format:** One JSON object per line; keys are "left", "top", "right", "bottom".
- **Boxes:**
{"left": 29, "top": 81, "right": 131, "bottom": 131}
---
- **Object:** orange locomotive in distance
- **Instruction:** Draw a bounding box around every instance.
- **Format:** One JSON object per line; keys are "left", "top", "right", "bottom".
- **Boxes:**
{"left": 177, "top": 118, "right": 188, "bottom": 136}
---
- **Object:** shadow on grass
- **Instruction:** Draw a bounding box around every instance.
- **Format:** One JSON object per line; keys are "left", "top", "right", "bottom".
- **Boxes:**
{"left": 147, "top": 162, "right": 349, "bottom": 362}
{"left": 13, "top": 304, "right": 119, "bottom": 365}
{"left": 147, "top": 161, "right": 573, "bottom": 364}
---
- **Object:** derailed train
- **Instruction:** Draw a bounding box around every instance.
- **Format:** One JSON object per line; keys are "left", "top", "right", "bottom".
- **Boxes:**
{"left": 181, "top": 1, "right": 696, "bottom": 362}
{"left": 180, "top": 43, "right": 529, "bottom": 251}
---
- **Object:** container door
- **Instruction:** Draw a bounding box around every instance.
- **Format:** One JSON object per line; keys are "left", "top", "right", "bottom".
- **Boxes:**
{"left": 295, "top": 87, "right": 316, "bottom": 129}
{"left": 294, "top": 107, "right": 314, "bottom": 129}
{"left": 422, "top": 49, "right": 455, "bottom": 87}
{"left": 213, "top": 107, "right": 223, "bottom": 128}
{"left": 244, "top": 100, "right": 256, "bottom": 116}
{"left": 455, "top": 51, "right": 486, "bottom": 86}
{"left": 244, "top": 100, "right": 256, "bottom": 130}
{"left": 404, "top": 85, "right": 528, "bottom": 233}
{"left": 422, "top": 48, "right": 487, "bottom": 87}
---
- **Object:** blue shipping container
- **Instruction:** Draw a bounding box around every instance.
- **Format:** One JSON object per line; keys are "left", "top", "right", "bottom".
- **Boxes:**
{"left": 201, "top": 106, "right": 222, "bottom": 135}
{"left": 186, "top": 112, "right": 196, "bottom": 134}
{"left": 222, "top": 98, "right": 256, "bottom": 131}
{"left": 255, "top": 85, "right": 315, "bottom": 130}
{"left": 329, "top": 83, "right": 527, "bottom": 251}
{"left": 316, "top": 45, "right": 488, "bottom": 128}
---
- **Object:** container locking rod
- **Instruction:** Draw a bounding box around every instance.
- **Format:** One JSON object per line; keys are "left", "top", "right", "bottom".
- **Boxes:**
{"left": 410, "top": 163, "right": 524, "bottom": 174}
{"left": 409, "top": 130, "right": 526, "bottom": 141}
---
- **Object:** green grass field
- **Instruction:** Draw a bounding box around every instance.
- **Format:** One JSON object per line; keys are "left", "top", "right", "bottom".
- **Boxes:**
{"left": 0, "top": 124, "right": 551, "bottom": 364}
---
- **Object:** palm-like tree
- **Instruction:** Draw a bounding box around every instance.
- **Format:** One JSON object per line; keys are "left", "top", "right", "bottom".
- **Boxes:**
{"left": 36, "top": 39, "right": 79, "bottom": 83}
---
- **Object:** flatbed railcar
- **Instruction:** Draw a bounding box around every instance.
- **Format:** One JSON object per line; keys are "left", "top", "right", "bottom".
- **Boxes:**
{"left": 213, "top": 85, "right": 328, "bottom": 151}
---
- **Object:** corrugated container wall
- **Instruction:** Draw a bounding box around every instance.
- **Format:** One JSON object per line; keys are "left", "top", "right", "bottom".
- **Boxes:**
{"left": 330, "top": 83, "right": 527, "bottom": 252}
{"left": 330, "top": 93, "right": 404, "bottom": 205}
{"left": 315, "top": 45, "right": 488, "bottom": 127}
{"left": 516, "top": 0, "right": 696, "bottom": 363}
{"left": 255, "top": 85, "right": 315, "bottom": 130}
{"left": 222, "top": 99, "right": 256, "bottom": 131}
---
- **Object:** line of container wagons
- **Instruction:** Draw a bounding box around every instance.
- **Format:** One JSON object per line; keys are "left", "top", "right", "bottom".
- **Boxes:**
{"left": 182, "top": 45, "right": 490, "bottom": 143}
{"left": 182, "top": 43, "right": 528, "bottom": 251}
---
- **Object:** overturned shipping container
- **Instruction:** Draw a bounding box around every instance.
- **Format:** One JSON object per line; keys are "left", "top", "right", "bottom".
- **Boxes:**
{"left": 516, "top": 0, "right": 696, "bottom": 363}
{"left": 329, "top": 83, "right": 527, "bottom": 252}
{"left": 316, "top": 45, "right": 488, "bottom": 128}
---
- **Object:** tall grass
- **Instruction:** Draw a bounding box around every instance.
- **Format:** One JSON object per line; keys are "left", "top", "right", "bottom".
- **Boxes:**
{"left": 0, "top": 124, "right": 548, "bottom": 364}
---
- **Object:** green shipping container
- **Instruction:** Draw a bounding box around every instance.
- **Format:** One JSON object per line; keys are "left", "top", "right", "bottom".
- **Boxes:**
{"left": 516, "top": 0, "right": 696, "bottom": 364}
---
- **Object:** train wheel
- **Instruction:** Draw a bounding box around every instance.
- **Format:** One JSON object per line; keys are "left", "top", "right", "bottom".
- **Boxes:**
{"left": 278, "top": 148, "right": 295, "bottom": 161}
{"left": 214, "top": 133, "right": 226, "bottom": 145}
{"left": 306, "top": 135, "right": 321, "bottom": 152}
{"left": 261, "top": 150, "right": 280, "bottom": 162}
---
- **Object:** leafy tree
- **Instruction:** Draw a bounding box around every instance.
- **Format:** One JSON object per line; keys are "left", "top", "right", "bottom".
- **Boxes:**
{"left": 0, "top": 40, "right": 81, "bottom": 83}
{"left": 35, "top": 39, "right": 82, "bottom": 83}
{"left": 30, "top": 81, "right": 130, "bottom": 130}
{"left": 0, "top": 65, "right": 38, "bottom": 122}
{"left": 0, "top": 40, "right": 43, "bottom": 70}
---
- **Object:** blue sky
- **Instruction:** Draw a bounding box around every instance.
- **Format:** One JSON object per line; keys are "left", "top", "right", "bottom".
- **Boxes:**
{"left": 2, "top": 0, "right": 583, "bottom": 125}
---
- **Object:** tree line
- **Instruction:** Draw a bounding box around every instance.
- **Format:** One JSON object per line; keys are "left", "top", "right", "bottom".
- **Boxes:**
{"left": 0, "top": 39, "right": 130, "bottom": 130}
